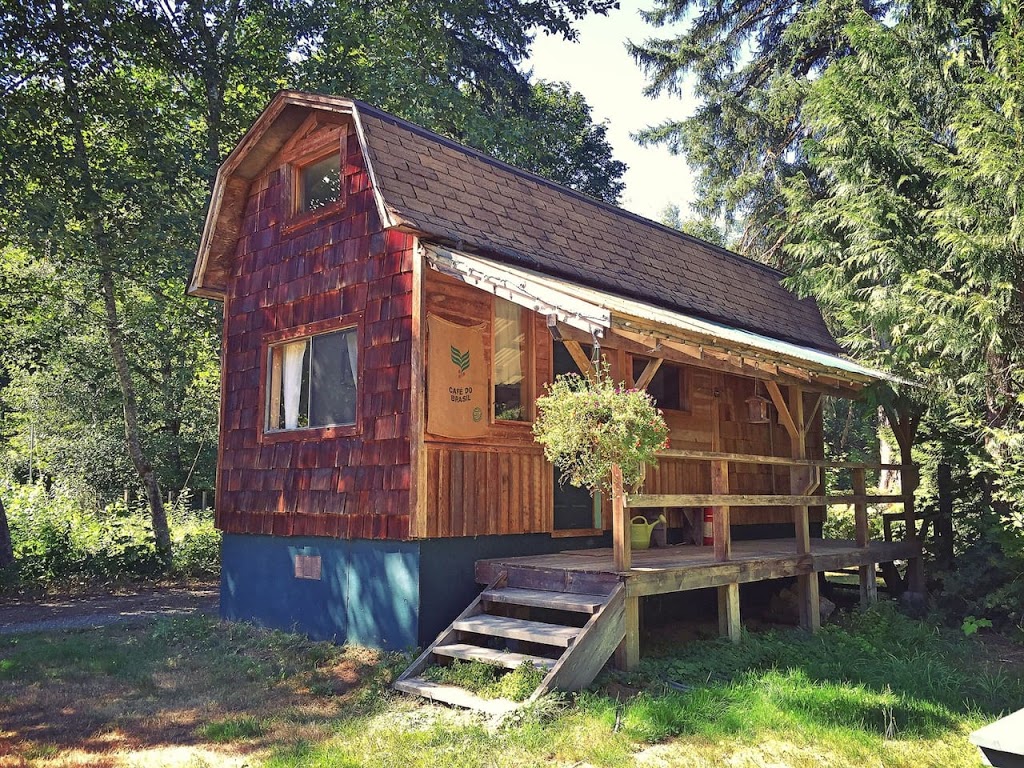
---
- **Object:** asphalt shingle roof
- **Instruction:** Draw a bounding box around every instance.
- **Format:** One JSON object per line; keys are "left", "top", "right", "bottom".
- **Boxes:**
{"left": 356, "top": 103, "right": 841, "bottom": 354}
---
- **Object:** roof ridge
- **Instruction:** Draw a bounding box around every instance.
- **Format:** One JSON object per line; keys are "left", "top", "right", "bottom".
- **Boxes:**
{"left": 344, "top": 95, "right": 790, "bottom": 282}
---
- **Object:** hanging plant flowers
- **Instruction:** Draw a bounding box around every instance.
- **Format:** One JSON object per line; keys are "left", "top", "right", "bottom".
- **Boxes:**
{"left": 533, "top": 361, "right": 670, "bottom": 496}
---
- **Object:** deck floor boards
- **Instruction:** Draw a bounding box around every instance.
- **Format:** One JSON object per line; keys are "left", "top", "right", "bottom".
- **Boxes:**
{"left": 477, "top": 538, "right": 919, "bottom": 598}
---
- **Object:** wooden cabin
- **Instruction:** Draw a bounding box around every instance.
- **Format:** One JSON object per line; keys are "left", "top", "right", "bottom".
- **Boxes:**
{"left": 190, "top": 91, "right": 922, "bottom": 709}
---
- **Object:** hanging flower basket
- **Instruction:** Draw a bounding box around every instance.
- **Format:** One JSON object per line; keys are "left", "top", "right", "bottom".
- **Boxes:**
{"left": 533, "top": 362, "right": 670, "bottom": 497}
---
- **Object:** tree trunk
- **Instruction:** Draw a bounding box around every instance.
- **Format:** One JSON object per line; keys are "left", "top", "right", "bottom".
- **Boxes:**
{"left": 935, "top": 462, "right": 955, "bottom": 571}
{"left": 54, "top": 1, "right": 172, "bottom": 567}
{"left": 99, "top": 268, "right": 173, "bottom": 565}
{"left": 0, "top": 495, "right": 14, "bottom": 569}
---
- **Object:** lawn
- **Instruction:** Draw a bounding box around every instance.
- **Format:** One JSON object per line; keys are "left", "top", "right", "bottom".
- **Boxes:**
{"left": 0, "top": 605, "right": 1019, "bottom": 767}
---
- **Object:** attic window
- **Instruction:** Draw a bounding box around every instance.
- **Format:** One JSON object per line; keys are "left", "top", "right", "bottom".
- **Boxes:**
{"left": 298, "top": 152, "right": 341, "bottom": 213}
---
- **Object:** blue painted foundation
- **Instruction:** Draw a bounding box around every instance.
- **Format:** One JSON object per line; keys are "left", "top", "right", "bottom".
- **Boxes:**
{"left": 220, "top": 531, "right": 607, "bottom": 649}
{"left": 220, "top": 535, "right": 420, "bottom": 648}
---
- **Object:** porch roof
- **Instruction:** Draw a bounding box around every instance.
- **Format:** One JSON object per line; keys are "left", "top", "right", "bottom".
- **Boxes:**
{"left": 424, "top": 243, "right": 901, "bottom": 392}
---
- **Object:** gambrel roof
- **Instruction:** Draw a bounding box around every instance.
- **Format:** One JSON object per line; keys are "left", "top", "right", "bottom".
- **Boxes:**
{"left": 190, "top": 90, "right": 841, "bottom": 354}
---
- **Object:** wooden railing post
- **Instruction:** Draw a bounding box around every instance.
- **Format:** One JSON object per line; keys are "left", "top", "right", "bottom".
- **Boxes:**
{"left": 852, "top": 468, "right": 877, "bottom": 607}
{"left": 902, "top": 464, "right": 925, "bottom": 593}
{"left": 611, "top": 464, "right": 630, "bottom": 573}
{"left": 711, "top": 458, "right": 740, "bottom": 642}
{"left": 788, "top": 386, "right": 820, "bottom": 632}
{"left": 612, "top": 464, "right": 639, "bottom": 670}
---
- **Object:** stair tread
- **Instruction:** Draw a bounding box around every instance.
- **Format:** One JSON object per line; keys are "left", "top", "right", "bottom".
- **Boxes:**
{"left": 433, "top": 643, "right": 557, "bottom": 671}
{"left": 482, "top": 588, "right": 608, "bottom": 613}
{"left": 454, "top": 615, "right": 581, "bottom": 646}
{"left": 394, "top": 677, "right": 520, "bottom": 715}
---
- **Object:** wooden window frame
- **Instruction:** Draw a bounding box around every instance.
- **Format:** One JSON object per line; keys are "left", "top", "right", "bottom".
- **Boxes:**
{"left": 629, "top": 353, "right": 691, "bottom": 413}
{"left": 490, "top": 296, "right": 535, "bottom": 426}
{"left": 258, "top": 314, "right": 364, "bottom": 444}
{"left": 281, "top": 126, "right": 349, "bottom": 234}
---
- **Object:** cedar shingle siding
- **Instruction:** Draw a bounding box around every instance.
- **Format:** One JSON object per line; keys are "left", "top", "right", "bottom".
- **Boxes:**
{"left": 217, "top": 134, "right": 414, "bottom": 538}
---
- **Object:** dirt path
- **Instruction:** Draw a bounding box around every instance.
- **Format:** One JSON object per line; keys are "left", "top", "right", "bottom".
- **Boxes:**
{"left": 0, "top": 584, "right": 219, "bottom": 635}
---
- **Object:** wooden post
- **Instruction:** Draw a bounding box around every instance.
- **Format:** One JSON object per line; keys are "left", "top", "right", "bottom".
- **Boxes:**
{"left": 201, "top": 490, "right": 208, "bottom": 511}
{"left": 612, "top": 464, "right": 639, "bottom": 669}
{"left": 409, "top": 239, "right": 429, "bottom": 538}
{"left": 711, "top": 454, "right": 740, "bottom": 642}
{"left": 789, "top": 386, "right": 820, "bottom": 632}
{"left": 711, "top": 459, "right": 731, "bottom": 563}
{"left": 611, "top": 464, "right": 630, "bottom": 573}
{"left": 853, "top": 468, "right": 877, "bottom": 607}
{"left": 718, "top": 582, "right": 741, "bottom": 642}
{"left": 886, "top": 404, "right": 925, "bottom": 593}
{"left": 902, "top": 463, "right": 925, "bottom": 592}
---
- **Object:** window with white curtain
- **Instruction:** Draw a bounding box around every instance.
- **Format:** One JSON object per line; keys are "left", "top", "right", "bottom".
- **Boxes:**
{"left": 493, "top": 296, "right": 530, "bottom": 422}
{"left": 266, "top": 327, "right": 358, "bottom": 431}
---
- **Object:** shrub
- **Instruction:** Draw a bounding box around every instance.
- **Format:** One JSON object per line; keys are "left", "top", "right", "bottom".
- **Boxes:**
{"left": 533, "top": 362, "right": 669, "bottom": 496}
{"left": 2, "top": 482, "right": 220, "bottom": 590}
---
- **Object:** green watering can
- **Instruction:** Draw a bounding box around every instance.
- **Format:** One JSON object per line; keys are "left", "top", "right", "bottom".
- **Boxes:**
{"left": 630, "top": 514, "right": 667, "bottom": 550}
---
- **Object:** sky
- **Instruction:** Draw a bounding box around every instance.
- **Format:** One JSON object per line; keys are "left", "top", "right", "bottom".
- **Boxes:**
{"left": 526, "top": 1, "right": 698, "bottom": 221}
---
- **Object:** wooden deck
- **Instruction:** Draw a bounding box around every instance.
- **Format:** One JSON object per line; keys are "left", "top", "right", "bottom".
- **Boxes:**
{"left": 476, "top": 537, "right": 920, "bottom": 598}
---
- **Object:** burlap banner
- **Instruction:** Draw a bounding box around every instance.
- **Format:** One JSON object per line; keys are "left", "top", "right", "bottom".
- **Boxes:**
{"left": 426, "top": 314, "right": 489, "bottom": 438}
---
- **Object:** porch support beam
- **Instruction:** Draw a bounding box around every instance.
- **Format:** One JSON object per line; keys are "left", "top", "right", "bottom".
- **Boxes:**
{"left": 611, "top": 464, "right": 639, "bottom": 670}
{"left": 711, "top": 458, "right": 741, "bottom": 642}
{"left": 789, "top": 385, "right": 820, "bottom": 632}
{"left": 596, "top": 325, "right": 863, "bottom": 397}
{"left": 634, "top": 357, "right": 664, "bottom": 390}
{"left": 884, "top": 403, "right": 925, "bottom": 593}
{"left": 563, "top": 339, "right": 596, "bottom": 380}
{"left": 852, "top": 468, "right": 877, "bottom": 607}
{"left": 766, "top": 381, "right": 799, "bottom": 441}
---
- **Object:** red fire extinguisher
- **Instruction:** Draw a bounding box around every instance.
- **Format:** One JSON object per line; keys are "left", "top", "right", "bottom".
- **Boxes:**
{"left": 702, "top": 507, "right": 714, "bottom": 546}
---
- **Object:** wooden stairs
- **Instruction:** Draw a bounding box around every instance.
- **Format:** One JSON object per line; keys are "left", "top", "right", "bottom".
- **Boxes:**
{"left": 394, "top": 573, "right": 626, "bottom": 714}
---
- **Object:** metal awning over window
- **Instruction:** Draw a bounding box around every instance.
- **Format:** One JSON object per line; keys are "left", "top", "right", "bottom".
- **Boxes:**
{"left": 422, "top": 242, "right": 900, "bottom": 391}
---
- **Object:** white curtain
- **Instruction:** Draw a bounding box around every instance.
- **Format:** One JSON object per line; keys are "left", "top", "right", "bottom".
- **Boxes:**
{"left": 346, "top": 330, "right": 358, "bottom": 384}
{"left": 494, "top": 298, "right": 524, "bottom": 385}
{"left": 282, "top": 340, "right": 307, "bottom": 429}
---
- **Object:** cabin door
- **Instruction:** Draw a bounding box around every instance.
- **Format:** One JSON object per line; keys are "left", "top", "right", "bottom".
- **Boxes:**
{"left": 551, "top": 342, "right": 601, "bottom": 531}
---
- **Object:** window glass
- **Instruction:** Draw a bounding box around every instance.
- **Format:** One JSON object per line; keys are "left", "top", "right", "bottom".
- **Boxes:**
{"left": 632, "top": 357, "right": 687, "bottom": 411}
{"left": 299, "top": 153, "right": 341, "bottom": 213}
{"left": 267, "top": 327, "right": 357, "bottom": 431}
{"left": 493, "top": 297, "right": 528, "bottom": 421}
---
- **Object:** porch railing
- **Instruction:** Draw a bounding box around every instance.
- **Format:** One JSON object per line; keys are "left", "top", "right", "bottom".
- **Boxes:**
{"left": 608, "top": 448, "right": 923, "bottom": 663}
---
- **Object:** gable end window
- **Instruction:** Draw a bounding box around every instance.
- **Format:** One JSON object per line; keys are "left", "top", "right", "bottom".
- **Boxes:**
{"left": 298, "top": 151, "right": 342, "bottom": 213}
{"left": 266, "top": 327, "right": 358, "bottom": 431}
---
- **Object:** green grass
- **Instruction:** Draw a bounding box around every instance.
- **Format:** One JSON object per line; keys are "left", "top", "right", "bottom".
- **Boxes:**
{"left": 200, "top": 715, "right": 267, "bottom": 742}
{"left": 0, "top": 604, "right": 1016, "bottom": 767}
{"left": 422, "top": 659, "right": 546, "bottom": 700}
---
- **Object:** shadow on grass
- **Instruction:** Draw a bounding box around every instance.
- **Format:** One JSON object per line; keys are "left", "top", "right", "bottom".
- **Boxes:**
{"left": 627, "top": 602, "right": 1020, "bottom": 742}
{"left": 0, "top": 615, "right": 397, "bottom": 764}
{"left": 0, "top": 606, "right": 1014, "bottom": 767}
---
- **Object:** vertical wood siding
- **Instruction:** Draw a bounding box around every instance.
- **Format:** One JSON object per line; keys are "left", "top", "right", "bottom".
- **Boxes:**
{"left": 217, "top": 118, "right": 415, "bottom": 540}
{"left": 422, "top": 270, "right": 553, "bottom": 537}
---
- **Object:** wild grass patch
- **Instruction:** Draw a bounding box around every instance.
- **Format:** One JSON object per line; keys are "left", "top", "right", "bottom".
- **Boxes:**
{"left": 422, "top": 659, "right": 546, "bottom": 701}
{"left": 0, "top": 605, "right": 1018, "bottom": 767}
{"left": 200, "top": 715, "right": 266, "bottom": 742}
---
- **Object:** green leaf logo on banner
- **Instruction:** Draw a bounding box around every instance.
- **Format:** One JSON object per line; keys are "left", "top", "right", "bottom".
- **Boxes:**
{"left": 450, "top": 345, "right": 470, "bottom": 374}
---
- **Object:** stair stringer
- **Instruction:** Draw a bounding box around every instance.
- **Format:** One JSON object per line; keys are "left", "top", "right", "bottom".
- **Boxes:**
{"left": 394, "top": 571, "right": 507, "bottom": 689}
{"left": 528, "top": 581, "right": 626, "bottom": 703}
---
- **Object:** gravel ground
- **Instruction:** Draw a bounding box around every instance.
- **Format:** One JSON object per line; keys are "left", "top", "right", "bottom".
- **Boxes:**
{"left": 0, "top": 584, "right": 219, "bottom": 635}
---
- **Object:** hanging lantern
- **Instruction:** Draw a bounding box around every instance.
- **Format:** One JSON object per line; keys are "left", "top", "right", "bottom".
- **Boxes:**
{"left": 746, "top": 380, "right": 771, "bottom": 424}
